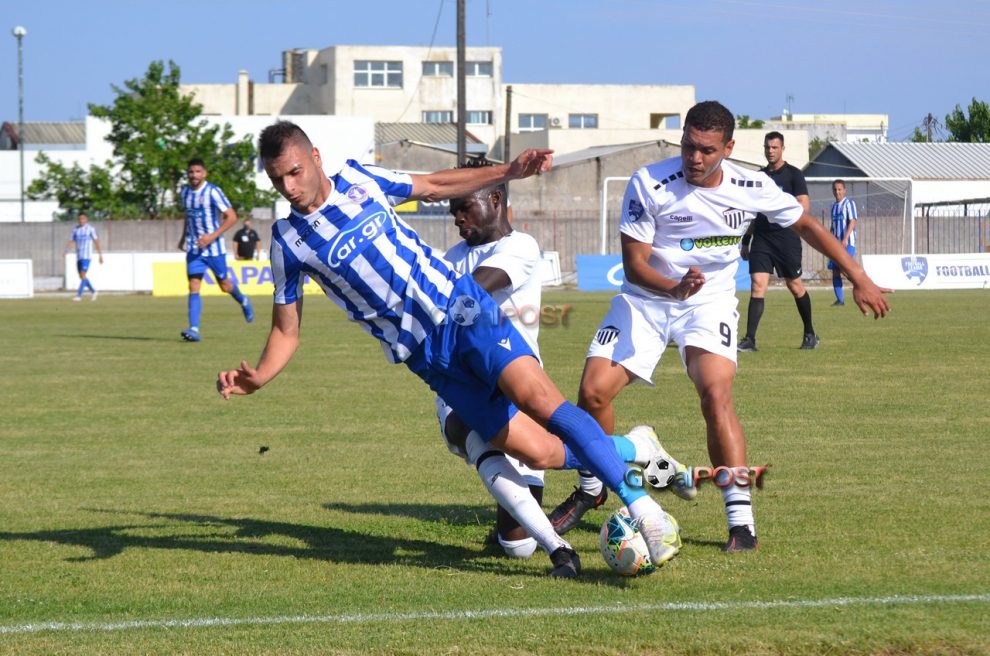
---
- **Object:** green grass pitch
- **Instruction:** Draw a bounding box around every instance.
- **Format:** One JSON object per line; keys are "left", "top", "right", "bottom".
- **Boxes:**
{"left": 0, "top": 289, "right": 987, "bottom": 654}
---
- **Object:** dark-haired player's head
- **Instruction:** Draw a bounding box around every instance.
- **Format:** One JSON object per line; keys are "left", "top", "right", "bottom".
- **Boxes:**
{"left": 449, "top": 158, "right": 509, "bottom": 246}
{"left": 186, "top": 158, "right": 208, "bottom": 189}
{"left": 681, "top": 101, "right": 736, "bottom": 187}
{"left": 259, "top": 121, "right": 327, "bottom": 214}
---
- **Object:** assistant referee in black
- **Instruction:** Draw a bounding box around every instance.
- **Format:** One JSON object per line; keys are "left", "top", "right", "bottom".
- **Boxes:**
{"left": 738, "top": 131, "right": 820, "bottom": 351}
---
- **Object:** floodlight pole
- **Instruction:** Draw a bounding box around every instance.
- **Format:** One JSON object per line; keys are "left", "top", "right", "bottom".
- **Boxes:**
{"left": 12, "top": 25, "right": 27, "bottom": 222}
{"left": 456, "top": 0, "right": 466, "bottom": 164}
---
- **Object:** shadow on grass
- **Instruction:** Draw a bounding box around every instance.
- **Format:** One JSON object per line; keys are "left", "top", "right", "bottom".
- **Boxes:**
{"left": 0, "top": 509, "right": 629, "bottom": 584}
{"left": 56, "top": 333, "right": 168, "bottom": 342}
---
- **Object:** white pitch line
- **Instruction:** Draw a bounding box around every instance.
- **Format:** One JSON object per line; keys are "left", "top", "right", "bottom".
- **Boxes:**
{"left": 1, "top": 594, "right": 987, "bottom": 636}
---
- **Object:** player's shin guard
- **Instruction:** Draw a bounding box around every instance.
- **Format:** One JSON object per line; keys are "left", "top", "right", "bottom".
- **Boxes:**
{"left": 547, "top": 401, "right": 646, "bottom": 506}
{"left": 832, "top": 273, "right": 844, "bottom": 303}
{"left": 188, "top": 292, "right": 202, "bottom": 330}
{"left": 475, "top": 451, "right": 566, "bottom": 555}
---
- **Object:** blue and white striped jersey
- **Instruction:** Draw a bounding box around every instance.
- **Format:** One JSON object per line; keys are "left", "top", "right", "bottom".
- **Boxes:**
{"left": 830, "top": 197, "right": 858, "bottom": 248}
{"left": 270, "top": 160, "right": 459, "bottom": 364}
{"left": 181, "top": 182, "right": 232, "bottom": 257}
{"left": 70, "top": 224, "right": 98, "bottom": 260}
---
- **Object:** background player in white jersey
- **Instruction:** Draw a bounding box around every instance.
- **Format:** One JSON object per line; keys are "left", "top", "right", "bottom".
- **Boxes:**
{"left": 829, "top": 179, "right": 859, "bottom": 306}
{"left": 66, "top": 213, "right": 103, "bottom": 301}
{"left": 177, "top": 158, "right": 254, "bottom": 342}
{"left": 578, "top": 101, "right": 891, "bottom": 553}
{"left": 217, "top": 121, "right": 682, "bottom": 574}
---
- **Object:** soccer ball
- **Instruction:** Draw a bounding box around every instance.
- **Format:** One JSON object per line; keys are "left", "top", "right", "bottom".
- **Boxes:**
{"left": 449, "top": 295, "right": 481, "bottom": 326}
{"left": 599, "top": 507, "right": 680, "bottom": 576}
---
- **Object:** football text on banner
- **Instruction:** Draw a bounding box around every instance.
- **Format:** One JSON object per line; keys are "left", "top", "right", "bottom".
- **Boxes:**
{"left": 863, "top": 253, "right": 990, "bottom": 290}
{"left": 576, "top": 254, "right": 751, "bottom": 292}
{"left": 152, "top": 261, "right": 322, "bottom": 297}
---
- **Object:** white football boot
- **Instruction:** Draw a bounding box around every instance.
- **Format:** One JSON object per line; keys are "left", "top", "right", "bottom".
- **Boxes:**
{"left": 633, "top": 510, "right": 682, "bottom": 568}
{"left": 627, "top": 425, "right": 697, "bottom": 501}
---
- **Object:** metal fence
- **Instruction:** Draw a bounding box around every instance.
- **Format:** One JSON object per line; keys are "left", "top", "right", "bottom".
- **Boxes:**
{"left": 1, "top": 206, "right": 984, "bottom": 283}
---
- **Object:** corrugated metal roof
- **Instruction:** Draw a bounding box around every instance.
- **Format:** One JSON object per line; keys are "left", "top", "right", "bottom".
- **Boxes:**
{"left": 376, "top": 122, "right": 482, "bottom": 146}
{"left": 18, "top": 121, "right": 86, "bottom": 145}
{"left": 552, "top": 141, "right": 660, "bottom": 167}
{"left": 829, "top": 142, "right": 990, "bottom": 180}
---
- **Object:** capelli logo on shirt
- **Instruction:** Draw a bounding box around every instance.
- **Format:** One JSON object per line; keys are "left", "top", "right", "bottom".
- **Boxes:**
{"left": 668, "top": 214, "right": 693, "bottom": 223}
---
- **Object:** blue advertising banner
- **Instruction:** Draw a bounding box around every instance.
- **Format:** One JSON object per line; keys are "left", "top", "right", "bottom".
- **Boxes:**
{"left": 576, "top": 254, "right": 751, "bottom": 292}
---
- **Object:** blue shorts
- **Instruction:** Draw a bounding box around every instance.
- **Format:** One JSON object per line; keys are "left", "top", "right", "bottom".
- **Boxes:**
{"left": 77, "top": 259, "right": 91, "bottom": 274}
{"left": 828, "top": 244, "right": 856, "bottom": 271}
{"left": 405, "top": 275, "right": 536, "bottom": 442}
{"left": 186, "top": 253, "right": 230, "bottom": 281}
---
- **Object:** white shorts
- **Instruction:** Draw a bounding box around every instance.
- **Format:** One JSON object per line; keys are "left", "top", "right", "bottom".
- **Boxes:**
{"left": 586, "top": 293, "right": 739, "bottom": 384}
{"left": 435, "top": 397, "right": 544, "bottom": 486}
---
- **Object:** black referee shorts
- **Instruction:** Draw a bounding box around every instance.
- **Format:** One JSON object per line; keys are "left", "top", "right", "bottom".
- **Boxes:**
{"left": 748, "top": 232, "right": 803, "bottom": 280}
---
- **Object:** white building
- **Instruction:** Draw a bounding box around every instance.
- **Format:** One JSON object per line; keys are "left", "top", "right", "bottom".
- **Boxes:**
{"left": 763, "top": 112, "right": 889, "bottom": 144}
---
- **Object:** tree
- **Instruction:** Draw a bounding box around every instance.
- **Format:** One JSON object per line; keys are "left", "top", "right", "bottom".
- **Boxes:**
{"left": 29, "top": 60, "right": 274, "bottom": 219}
{"left": 944, "top": 98, "right": 990, "bottom": 143}
{"left": 808, "top": 136, "right": 829, "bottom": 160}
{"left": 736, "top": 115, "right": 766, "bottom": 129}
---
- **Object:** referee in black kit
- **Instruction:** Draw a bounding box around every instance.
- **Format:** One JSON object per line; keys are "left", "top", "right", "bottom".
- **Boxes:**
{"left": 738, "top": 131, "right": 820, "bottom": 352}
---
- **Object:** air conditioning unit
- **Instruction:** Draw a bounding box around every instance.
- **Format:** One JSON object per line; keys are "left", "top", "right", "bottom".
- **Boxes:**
{"left": 550, "top": 117, "right": 562, "bottom": 128}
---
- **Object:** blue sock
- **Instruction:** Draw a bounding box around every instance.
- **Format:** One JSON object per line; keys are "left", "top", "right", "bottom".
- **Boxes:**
{"left": 833, "top": 273, "right": 844, "bottom": 303}
{"left": 76, "top": 280, "right": 86, "bottom": 297}
{"left": 229, "top": 282, "right": 245, "bottom": 304}
{"left": 559, "top": 436, "right": 637, "bottom": 469}
{"left": 547, "top": 401, "right": 646, "bottom": 506}
{"left": 188, "top": 292, "right": 202, "bottom": 330}
{"left": 611, "top": 435, "right": 637, "bottom": 462}
{"left": 85, "top": 279, "right": 95, "bottom": 293}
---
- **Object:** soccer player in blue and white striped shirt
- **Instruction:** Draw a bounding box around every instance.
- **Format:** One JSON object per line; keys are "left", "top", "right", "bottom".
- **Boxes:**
{"left": 65, "top": 214, "right": 103, "bottom": 301}
{"left": 177, "top": 159, "right": 254, "bottom": 342}
{"left": 828, "top": 179, "right": 859, "bottom": 306}
{"left": 216, "top": 121, "right": 681, "bottom": 573}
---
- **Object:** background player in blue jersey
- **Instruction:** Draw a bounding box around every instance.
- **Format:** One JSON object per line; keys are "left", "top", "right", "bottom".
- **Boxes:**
{"left": 738, "top": 131, "right": 820, "bottom": 351}
{"left": 177, "top": 158, "right": 254, "bottom": 342}
{"left": 217, "top": 121, "right": 683, "bottom": 572}
{"left": 829, "top": 179, "right": 858, "bottom": 306}
{"left": 66, "top": 213, "right": 104, "bottom": 301}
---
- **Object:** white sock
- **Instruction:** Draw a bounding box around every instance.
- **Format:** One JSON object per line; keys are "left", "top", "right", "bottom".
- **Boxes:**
{"left": 499, "top": 536, "right": 539, "bottom": 559}
{"left": 721, "top": 483, "right": 755, "bottom": 532}
{"left": 577, "top": 469, "right": 603, "bottom": 497}
{"left": 626, "top": 494, "right": 668, "bottom": 529}
{"left": 476, "top": 452, "right": 568, "bottom": 555}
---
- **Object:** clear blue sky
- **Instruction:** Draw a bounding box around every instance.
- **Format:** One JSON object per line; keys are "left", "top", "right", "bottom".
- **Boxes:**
{"left": 2, "top": 0, "right": 987, "bottom": 142}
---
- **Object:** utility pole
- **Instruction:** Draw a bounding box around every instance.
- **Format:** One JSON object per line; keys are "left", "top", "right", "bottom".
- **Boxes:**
{"left": 503, "top": 85, "right": 512, "bottom": 162}
{"left": 925, "top": 113, "right": 934, "bottom": 142}
{"left": 456, "top": 0, "right": 466, "bottom": 164}
{"left": 13, "top": 26, "right": 27, "bottom": 222}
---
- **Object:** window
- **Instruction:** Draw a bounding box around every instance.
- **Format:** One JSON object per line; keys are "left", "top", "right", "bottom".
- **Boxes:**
{"left": 466, "top": 111, "right": 492, "bottom": 125}
{"left": 569, "top": 114, "right": 598, "bottom": 129}
{"left": 423, "top": 110, "right": 454, "bottom": 123}
{"left": 422, "top": 61, "right": 454, "bottom": 77}
{"left": 464, "top": 61, "right": 493, "bottom": 77}
{"left": 519, "top": 113, "right": 548, "bottom": 132}
{"left": 354, "top": 61, "right": 403, "bottom": 88}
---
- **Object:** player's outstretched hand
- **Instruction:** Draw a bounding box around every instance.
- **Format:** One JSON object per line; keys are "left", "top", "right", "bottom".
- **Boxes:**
{"left": 669, "top": 266, "right": 705, "bottom": 300}
{"left": 217, "top": 360, "right": 262, "bottom": 399}
{"left": 508, "top": 148, "right": 553, "bottom": 180}
{"left": 852, "top": 280, "right": 893, "bottom": 319}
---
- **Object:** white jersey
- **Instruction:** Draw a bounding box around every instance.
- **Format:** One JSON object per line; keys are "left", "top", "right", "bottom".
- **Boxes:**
{"left": 442, "top": 230, "right": 543, "bottom": 359}
{"left": 619, "top": 157, "right": 804, "bottom": 304}
{"left": 181, "top": 182, "right": 232, "bottom": 257}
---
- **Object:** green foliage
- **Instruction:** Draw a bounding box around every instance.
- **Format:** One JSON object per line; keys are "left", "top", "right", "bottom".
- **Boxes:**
{"left": 909, "top": 126, "right": 929, "bottom": 143}
{"left": 29, "top": 60, "right": 275, "bottom": 220}
{"left": 808, "top": 136, "right": 829, "bottom": 159}
{"left": 944, "top": 97, "right": 990, "bottom": 143}
{"left": 736, "top": 114, "right": 765, "bottom": 129}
